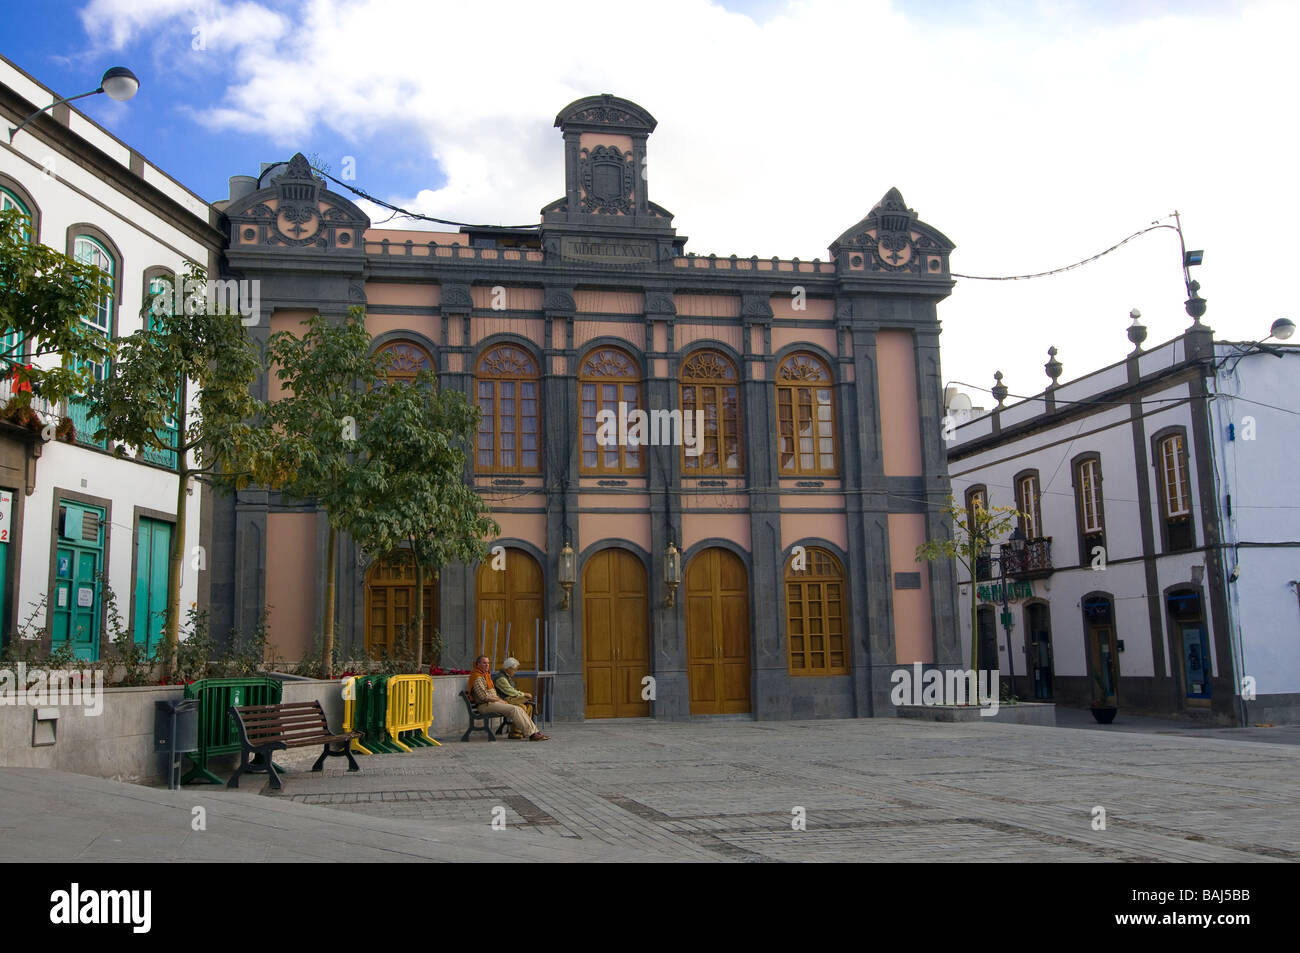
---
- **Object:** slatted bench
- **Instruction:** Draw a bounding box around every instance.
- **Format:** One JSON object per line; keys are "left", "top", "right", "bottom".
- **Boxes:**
{"left": 459, "top": 690, "right": 509, "bottom": 742}
{"left": 227, "top": 700, "right": 361, "bottom": 791}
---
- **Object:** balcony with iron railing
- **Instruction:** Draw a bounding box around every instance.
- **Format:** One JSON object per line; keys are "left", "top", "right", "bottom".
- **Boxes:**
{"left": 0, "top": 364, "right": 177, "bottom": 466}
{"left": 1005, "top": 537, "right": 1053, "bottom": 578}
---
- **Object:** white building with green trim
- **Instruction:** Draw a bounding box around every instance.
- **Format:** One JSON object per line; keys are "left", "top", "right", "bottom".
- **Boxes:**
{"left": 0, "top": 55, "right": 222, "bottom": 661}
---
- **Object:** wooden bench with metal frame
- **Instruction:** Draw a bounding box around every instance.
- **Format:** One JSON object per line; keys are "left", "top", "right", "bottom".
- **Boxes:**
{"left": 459, "top": 690, "right": 511, "bottom": 742}
{"left": 227, "top": 700, "right": 361, "bottom": 791}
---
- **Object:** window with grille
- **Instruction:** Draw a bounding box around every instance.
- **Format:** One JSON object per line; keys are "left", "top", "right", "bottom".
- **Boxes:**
{"left": 776, "top": 352, "right": 836, "bottom": 476}
{"left": 785, "top": 547, "right": 848, "bottom": 675}
{"left": 580, "top": 346, "right": 643, "bottom": 475}
{"left": 476, "top": 344, "right": 540, "bottom": 473}
{"left": 680, "top": 349, "right": 742, "bottom": 475}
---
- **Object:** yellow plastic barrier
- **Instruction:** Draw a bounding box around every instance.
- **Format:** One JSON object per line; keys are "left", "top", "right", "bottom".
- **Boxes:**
{"left": 385, "top": 674, "right": 441, "bottom": 750}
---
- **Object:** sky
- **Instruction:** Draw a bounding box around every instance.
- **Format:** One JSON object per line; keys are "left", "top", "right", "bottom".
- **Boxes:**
{"left": 2, "top": 0, "right": 1294, "bottom": 404}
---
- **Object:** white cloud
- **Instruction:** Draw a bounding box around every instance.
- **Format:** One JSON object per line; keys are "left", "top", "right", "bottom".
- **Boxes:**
{"left": 76, "top": 0, "right": 1300, "bottom": 397}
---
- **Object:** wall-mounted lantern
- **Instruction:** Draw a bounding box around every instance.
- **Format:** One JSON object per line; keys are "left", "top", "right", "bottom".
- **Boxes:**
{"left": 663, "top": 542, "right": 681, "bottom": 608}
{"left": 558, "top": 542, "right": 575, "bottom": 609}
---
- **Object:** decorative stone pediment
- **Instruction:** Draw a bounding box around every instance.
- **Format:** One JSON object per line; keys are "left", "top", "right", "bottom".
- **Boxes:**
{"left": 554, "top": 94, "right": 657, "bottom": 133}
{"left": 440, "top": 284, "right": 473, "bottom": 311}
{"left": 830, "top": 187, "right": 954, "bottom": 277}
{"left": 644, "top": 292, "right": 676, "bottom": 316}
{"left": 741, "top": 295, "right": 774, "bottom": 320}
{"left": 224, "top": 152, "right": 369, "bottom": 251}
{"left": 545, "top": 289, "right": 576, "bottom": 313}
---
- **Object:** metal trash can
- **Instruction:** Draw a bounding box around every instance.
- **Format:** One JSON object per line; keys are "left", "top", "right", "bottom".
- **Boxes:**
{"left": 155, "top": 698, "right": 199, "bottom": 790}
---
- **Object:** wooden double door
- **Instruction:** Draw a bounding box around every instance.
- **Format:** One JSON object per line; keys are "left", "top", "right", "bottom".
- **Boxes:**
{"left": 583, "top": 548, "right": 650, "bottom": 718}
{"left": 686, "top": 548, "right": 751, "bottom": 714}
{"left": 476, "top": 548, "right": 545, "bottom": 693}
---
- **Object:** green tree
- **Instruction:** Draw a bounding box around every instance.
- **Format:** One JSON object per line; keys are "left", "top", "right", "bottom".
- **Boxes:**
{"left": 263, "top": 309, "right": 387, "bottom": 678}
{"left": 85, "top": 265, "right": 267, "bottom": 674}
{"left": 0, "top": 206, "right": 114, "bottom": 406}
{"left": 348, "top": 363, "right": 498, "bottom": 670}
{"left": 915, "top": 495, "right": 1021, "bottom": 701}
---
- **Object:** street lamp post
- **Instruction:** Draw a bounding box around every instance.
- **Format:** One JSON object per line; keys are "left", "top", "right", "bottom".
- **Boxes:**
{"left": 994, "top": 527, "right": 1027, "bottom": 700}
{"left": 8, "top": 66, "right": 140, "bottom": 142}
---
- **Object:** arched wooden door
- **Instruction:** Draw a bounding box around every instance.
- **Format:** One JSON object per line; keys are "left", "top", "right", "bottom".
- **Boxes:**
{"left": 583, "top": 548, "right": 650, "bottom": 718}
{"left": 686, "top": 547, "right": 751, "bottom": 714}
{"left": 475, "top": 549, "right": 545, "bottom": 693}
{"left": 365, "top": 551, "right": 437, "bottom": 662}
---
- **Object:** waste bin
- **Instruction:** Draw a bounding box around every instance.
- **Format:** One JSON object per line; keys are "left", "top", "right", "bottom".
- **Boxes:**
{"left": 155, "top": 698, "right": 199, "bottom": 790}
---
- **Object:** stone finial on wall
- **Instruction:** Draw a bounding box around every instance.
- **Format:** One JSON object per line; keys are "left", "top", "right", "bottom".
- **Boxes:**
{"left": 992, "top": 371, "right": 1008, "bottom": 407}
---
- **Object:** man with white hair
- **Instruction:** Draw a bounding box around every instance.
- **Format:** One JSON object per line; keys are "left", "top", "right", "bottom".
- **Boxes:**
{"left": 495, "top": 657, "right": 536, "bottom": 739}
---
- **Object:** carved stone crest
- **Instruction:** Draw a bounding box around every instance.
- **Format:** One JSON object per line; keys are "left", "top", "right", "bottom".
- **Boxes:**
{"left": 579, "top": 145, "right": 635, "bottom": 215}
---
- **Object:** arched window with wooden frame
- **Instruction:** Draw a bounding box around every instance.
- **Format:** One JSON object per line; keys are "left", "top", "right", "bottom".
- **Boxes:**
{"left": 476, "top": 343, "right": 540, "bottom": 473}
{"left": 776, "top": 352, "right": 837, "bottom": 476}
{"left": 580, "top": 346, "right": 644, "bottom": 475}
{"left": 965, "top": 484, "right": 992, "bottom": 580}
{"left": 785, "top": 546, "right": 848, "bottom": 675}
{"left": 364, "top": 550, "right": 438, "bottom": 662}
{"left": 1154, "top": 429, "right": 1195, "bottom": 552}
{"left": 1072, "top": 452, "right": 1106, "bottom": 566}
{"left": 1015, "top": 469, "right": 1042, "bottom": 540}
{"left": 680, "top": 349, "right": 742, "bottom": 475}
{"left": 374, "top": 339, "right": 434, "bottom": 384}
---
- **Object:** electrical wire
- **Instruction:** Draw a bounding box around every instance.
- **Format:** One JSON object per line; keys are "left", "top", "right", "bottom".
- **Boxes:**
{"left": 951, "top": 223, "right": 1178, "bottom": 281}
{"left": 302, "top": 162, "right": 541, "bottom": 232}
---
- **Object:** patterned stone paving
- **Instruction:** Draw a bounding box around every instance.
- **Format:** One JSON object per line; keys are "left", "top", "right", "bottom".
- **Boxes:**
{"left": 269, "top": 717, "right": 1300, "bottom": 862}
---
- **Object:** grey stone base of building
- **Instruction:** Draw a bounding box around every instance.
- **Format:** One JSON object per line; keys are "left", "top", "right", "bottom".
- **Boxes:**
{"left": 1244, "top": 693, "right": 1300, "bottom": 726}
{"left": 896, "top": 702, "right": 1057, "bottom": 725}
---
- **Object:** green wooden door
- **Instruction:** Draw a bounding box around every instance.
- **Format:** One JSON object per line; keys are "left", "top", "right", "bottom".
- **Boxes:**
{"left": 133, "top": 518, "right": 172, "bottom": 652}
{"left": 52, "top": 502, "right": 104, "bottom": 661}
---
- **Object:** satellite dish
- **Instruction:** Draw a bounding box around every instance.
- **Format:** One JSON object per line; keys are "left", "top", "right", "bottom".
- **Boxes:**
{"left": 949, "top": 393, "right": 972, "bottom": 412}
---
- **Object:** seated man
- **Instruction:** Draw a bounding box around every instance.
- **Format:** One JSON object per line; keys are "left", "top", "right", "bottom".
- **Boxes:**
{"left": 495, "top": 657, "right": 535, "bottom": 739}
{"left": 467, "top": 656, "right": 548, "bottom": 741}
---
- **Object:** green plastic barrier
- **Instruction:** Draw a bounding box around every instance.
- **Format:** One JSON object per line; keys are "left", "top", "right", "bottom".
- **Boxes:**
{"left": 354, "top": 675, "right": 403, "bottom": 754}
{"left": 181, "top": 676, "right": 283, "bottom": 784}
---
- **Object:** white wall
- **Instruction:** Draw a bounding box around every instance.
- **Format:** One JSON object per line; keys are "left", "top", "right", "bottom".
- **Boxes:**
{"left": 1, "top": 57, "right": 210, "bottom": 651}
{"left": 1211, "top": 345, "right": 1300, "bottom": 697}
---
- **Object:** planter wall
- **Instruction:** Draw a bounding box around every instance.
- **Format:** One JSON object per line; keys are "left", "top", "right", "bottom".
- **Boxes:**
{"left": 0, "top": 674, "right": 474, "bottom": 784}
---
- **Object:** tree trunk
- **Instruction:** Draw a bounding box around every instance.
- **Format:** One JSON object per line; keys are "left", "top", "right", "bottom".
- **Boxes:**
{"left": 322, "top": 523, "right": 336, "bottom": 678}
{"left": 162, "top": 376, "right": 189, "bottom": 679}
{"left": 413, "top": 558, "right": 425, "bottom": 671}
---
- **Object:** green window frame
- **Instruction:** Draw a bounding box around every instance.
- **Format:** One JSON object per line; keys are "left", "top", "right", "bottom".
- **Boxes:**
{"left": 0, "top": 187, "right": 31, "bottom": 366}
{"left": 68, "top": 235, "right": 115, "bottom": 449}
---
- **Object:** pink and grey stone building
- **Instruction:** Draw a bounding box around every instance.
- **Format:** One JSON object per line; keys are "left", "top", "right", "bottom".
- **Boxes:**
{"left": 207, "top": 95, "right": 962, "bottom": 721}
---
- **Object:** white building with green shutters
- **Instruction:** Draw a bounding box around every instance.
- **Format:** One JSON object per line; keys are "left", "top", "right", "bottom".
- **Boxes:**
{"left": 0, "top": 55, "right": 222, "bottom": 661}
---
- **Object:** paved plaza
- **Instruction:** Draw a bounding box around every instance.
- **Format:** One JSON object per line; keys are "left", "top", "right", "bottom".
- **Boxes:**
{"left": 2, "top": 716, "right": 1297, "bottom": 862}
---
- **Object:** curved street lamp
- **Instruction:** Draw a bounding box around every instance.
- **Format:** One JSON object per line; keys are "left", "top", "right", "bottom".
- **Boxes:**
{"left": 8, "top": 66, "right": 140, "bottom": 143}
{"left": 1217, "top": 318, "right": 1296, "bottom": 373}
